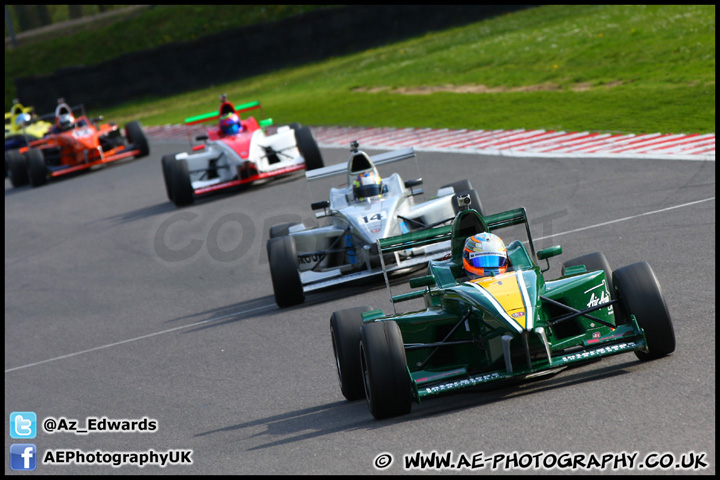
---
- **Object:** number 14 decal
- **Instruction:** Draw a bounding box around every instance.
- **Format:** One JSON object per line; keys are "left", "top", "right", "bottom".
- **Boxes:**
{"left": 359, "top": 211, "right": 385, "bottom": 224}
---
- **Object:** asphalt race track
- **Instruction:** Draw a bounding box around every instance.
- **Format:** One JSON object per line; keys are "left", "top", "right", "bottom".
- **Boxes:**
{"left": 5, "top": 137, "right": 715, "bottom": 474}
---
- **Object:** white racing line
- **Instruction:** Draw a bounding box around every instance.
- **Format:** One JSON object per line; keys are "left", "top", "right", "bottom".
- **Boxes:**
{"left": 5, "top": 304, "right": 275, "bottom": 373}
{"left": 532, "top": 197, "right": 715, "bottom": 242}
{"left": 3, "top": 191, "right": 714, "bottom": 373}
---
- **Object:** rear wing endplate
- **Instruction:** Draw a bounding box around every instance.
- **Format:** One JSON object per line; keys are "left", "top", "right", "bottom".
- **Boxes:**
{"left": 376, "top": 219, "right": 452, "bottom": 314}
{"left": 485, "top": 207, "right": 536, "bottom": 260}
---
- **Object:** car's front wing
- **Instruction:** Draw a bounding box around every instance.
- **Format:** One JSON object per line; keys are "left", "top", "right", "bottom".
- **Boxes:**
{"left": 47, "top": 146, "right": 143, "bottom": 177}
{"left": 192, "top": 162, "right": 305, "bottom": 196}
{"left": 412, "top": 322, "right": 647, "bottom": 402}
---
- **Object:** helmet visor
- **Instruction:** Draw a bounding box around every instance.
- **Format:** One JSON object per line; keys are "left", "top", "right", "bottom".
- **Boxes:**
{"left": 355, "top": 184, "right": 381, "bottom": 199}
{"left": 464, "top": 252, "right": 508, "bottom": 269}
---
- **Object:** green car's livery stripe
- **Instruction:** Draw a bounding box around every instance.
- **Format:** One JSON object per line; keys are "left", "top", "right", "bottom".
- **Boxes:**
{"left": 463, "top": 280, "right": 524, "bottom": 333}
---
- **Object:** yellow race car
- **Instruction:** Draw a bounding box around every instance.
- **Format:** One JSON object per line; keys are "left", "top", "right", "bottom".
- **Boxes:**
{"left": 5, "top": 101, "right": 53, "bottom": 145}
{"left": 5, "top": 100, "right": 53, "bottom": 177}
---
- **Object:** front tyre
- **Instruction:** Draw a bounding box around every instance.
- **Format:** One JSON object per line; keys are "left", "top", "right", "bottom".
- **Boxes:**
{"left": 7, "top": 149, "right": 29, "bottom": 187}
{"left": 169, "top": 158, "right": 194, "bottom": 207}
{"left": 360, "top": 321, "right": 412, "bottom": 419}
{"left": 125, "top": 120, "right": 150, "bottom": 158}
{"left": 330, "top": 306, "right": 373, "bottom": 401}
{"left": 267, "top": 235, "right": 304, "bottom": 308}
{"left": 26, "top": 148, "right": 48, "bottom": 187}
{"left": 161, "top": 154, "right": 177, "bottom": 201}
{"left": 612, "top": 262, "right": 675, "bottom": 361}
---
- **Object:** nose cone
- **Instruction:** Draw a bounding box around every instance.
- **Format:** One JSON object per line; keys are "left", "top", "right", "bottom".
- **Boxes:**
{"left": 352, "top": 196, "right": 401, "bottom": 244}
{"left": 463, "top": 269, "right": 538, "bottom": 333}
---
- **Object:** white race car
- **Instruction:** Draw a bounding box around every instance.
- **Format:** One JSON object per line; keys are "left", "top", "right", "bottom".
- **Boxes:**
{"left": 162, "top": 98, "right": 324, "bottom": 206}
{"left": 267, "top": 141, "right": 484, "bottom": 307}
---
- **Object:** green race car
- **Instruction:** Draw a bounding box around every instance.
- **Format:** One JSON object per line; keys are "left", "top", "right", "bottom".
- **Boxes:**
{"left": 330, "top": 197, "right": 676, "bottom": 419}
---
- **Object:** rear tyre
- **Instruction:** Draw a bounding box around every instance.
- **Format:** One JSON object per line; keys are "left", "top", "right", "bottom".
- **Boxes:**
{"left": 26, "top": 148, "right": 47, "bottom": 187}
{"left": 161, "top": 154, "right": 177, "bottom": 201}
{"left": 442, "top": 179, "right": 473, "bottom": 194}
{"left": 125, "top": 120, "right": 149, "bottom": 158}
{"left": 561, "top": 252, "right": 622, "bottom": 324}
{"left": 7, "top": 150, "right": 29, "bottom": 187}
{"left": 360, "top": 321, "right": 412, "bottom": 419}
{"left": 444, "top": 180, "right": 485, "bottom": 216}
{"left": 330, "top": 306, "right": 373, "bottom": 401}
{"left": 295, "top": 126, "right": 324, "bottom": 170}
{"left": 169, "top": 158, "right": 194, "bottom": 207}
{"left": 612, "top": 262, "right": 675, "bottom": 361}
{"left": 267, "top": 235, "right": 304, "bottom": 308}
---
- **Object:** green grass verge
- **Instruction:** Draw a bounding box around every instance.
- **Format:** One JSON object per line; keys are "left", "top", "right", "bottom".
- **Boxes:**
{"left": 7, "top": 5, "right": 715, "bottom": 135}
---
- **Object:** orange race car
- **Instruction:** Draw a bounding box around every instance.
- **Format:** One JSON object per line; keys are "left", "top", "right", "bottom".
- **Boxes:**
{"left": 6, "top": 101, "right": 149, "bottom": 188}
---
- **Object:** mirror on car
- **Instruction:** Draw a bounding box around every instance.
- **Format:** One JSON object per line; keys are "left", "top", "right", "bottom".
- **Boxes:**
{"left": 537, "top": 245, "right": 562, "bottom": 260}
{"left": 311, "top": 200, "right": 330, "bottom": 211}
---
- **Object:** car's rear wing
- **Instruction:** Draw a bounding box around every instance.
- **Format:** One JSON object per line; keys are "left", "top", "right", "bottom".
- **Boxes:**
{"left": 377, "top": 206, "right": 537, "bottom": 311}
{"left": 36, "top": 103, "right": 85, "bottom": 123}
{"left": 184, "top": 100, "right": 272, "bottom": 127}
{"left": 305, "top": 147, "right": 416, "bottom": 181}
{"left": 9, "top": 101, "right": 33, "bottom": 118}
{"left": 377, "top": 224, "right": 452, "bottom": 254}
{"left": 378, "top": 207, "right": 534, "bottom": 255}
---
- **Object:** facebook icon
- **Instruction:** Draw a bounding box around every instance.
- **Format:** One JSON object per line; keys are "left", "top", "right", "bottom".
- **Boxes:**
{"left": 10, "top": 444, "right": 37, "bottom": 471}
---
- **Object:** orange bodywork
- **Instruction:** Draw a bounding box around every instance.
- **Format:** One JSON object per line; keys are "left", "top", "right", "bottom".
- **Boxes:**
{"left": 19, "top": 115, "right": 141, "bottom": 177}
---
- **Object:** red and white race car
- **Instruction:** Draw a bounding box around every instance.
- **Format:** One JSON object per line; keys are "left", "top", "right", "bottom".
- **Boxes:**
{"left": 7, "top": 101, "right": 149, "bottom": 188}
{"left": 162, "top": 97, "right": 324, "bottom": 207}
